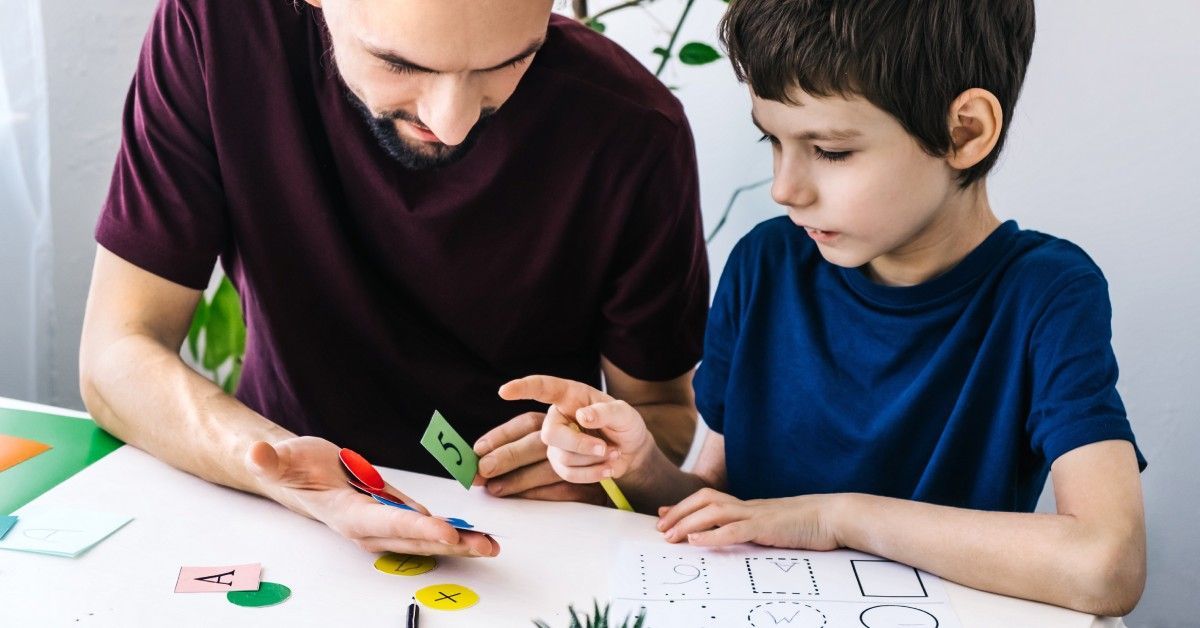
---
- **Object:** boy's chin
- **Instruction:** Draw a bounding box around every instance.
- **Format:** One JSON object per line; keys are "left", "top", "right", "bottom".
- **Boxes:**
{"left": 811, "top": 242, "right": 872, "bottom": 269}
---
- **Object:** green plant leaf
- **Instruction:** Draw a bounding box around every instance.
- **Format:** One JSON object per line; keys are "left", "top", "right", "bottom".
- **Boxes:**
{"left": 223, "top": 358, "right": 243, "bottom": 395}
{"left": 203, "top": 276, "right": 244, "bottom": 371}
{"left": 651, "top": 46, "right": 669, "bottom": 59}
{"left": 678, "top": 41, "right": 721, "bottom": 65}
{"left": 187, "top": 297, "right": 208, "bottom": 361}
{"left": 586, "top": 19, "right": 606, "bottom": 33}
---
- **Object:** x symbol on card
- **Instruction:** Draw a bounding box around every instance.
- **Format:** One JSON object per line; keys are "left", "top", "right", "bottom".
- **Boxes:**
{"left": 435, "top": 591, "right": 461, "bottom": 603}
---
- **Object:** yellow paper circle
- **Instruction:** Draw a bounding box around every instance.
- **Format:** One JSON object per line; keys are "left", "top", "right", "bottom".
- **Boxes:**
{"left": 374, "top": 553, "right": 438, "bottom": 577}
{"left": 415, "top": 583, "right": 480, "bottom": 611}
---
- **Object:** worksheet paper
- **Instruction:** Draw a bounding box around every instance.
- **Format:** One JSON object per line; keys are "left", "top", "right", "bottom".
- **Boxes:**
{"left": 610, "top": 542, "right": 961, "bottom": 627}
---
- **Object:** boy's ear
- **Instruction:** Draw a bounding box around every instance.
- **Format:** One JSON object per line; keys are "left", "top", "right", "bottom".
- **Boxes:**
{"left": 946, "top": 88, "right": 1003, "bottom": 171}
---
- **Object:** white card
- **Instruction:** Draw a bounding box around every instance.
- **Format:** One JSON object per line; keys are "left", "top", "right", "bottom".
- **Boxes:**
{"left": 0, "top": 506, "right": 131, "bottom": 557}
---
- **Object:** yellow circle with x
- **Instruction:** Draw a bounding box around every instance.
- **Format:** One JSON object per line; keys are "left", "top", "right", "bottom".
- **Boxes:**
{"left": 374, "top": 553, "right": 438, "bottom": 577}
{"left": 415, "top": 583, "right": 480, "bottom": 611}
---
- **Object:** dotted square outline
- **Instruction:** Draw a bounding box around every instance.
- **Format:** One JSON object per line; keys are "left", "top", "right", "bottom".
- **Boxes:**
{"left": 744, "top": 557, "right": 820, "bottom": 596}
{"left": 639, "top": 553, "right": 711, "bottom": 599}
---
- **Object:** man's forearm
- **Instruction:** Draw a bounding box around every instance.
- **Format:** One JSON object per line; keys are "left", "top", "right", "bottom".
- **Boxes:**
{"left": 834, "top": 494, "right": 1145, "bottom": 616}
{"left": 81, "top": 332, "right": 292, "bottom": 495}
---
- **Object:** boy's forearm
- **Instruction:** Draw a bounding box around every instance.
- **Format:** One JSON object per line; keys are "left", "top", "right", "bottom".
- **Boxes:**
{"left": 619, "top": 444, "right": 712, "bottom": 513}
{"left": 832, "top": 493, "right": 1145, "bottom": 616}
{"left": 81, "top": 332, "right": 292, "bottom": 495}
{"left": 635, "top": 401, "right": 697, "bottom": 466}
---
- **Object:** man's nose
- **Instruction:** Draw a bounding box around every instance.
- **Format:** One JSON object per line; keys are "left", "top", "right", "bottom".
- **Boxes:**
{"left": 418, "top": 74, "right": 482, "bottom": 146}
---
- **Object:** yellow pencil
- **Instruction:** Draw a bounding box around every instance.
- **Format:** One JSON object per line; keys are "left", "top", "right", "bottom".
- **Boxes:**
{"left": 600, "top": 477, "right": 634, "bottom": 511}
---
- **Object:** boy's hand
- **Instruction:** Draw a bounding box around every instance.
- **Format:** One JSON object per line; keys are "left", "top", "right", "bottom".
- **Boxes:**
{"left": 246, "top": 437, "right": 500, "bottom": 557}
{"left": 498, "top": 376, "right": 657, "bottom": 484}
{"left": 656, "top": 488, "right": 841, "bottom": 551}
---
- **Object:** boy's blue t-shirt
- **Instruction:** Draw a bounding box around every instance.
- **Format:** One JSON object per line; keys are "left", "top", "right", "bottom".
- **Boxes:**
{"left": 695, "top": 218, "right": 1146, "bottom": 512}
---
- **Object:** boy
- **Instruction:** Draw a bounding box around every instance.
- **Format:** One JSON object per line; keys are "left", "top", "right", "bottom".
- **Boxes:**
{"left": 500, "top": 0, "right": 1147, "bottom": 616}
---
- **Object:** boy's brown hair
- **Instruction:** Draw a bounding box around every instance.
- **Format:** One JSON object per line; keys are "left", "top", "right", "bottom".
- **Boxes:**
{"left": 720, "top": 0, "right": 1035, "bottom": 186}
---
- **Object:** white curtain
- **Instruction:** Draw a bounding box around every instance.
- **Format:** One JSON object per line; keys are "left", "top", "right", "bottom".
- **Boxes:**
{"left": 0, "top": 0, "right": 52, "bottom": 401}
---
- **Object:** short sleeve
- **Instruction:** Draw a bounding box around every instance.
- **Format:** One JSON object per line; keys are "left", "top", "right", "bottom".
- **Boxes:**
{"left": 599, "top": 122, "right": 709, "bottom": 381}
{"left": 693, "top": 241, "right": 747, "bottom": 434}
{"left": 1026, "top": 271, "right": 1147, "bottom": 470}
{"left": 96, "top": 0, "right": 227, "bottom": 290}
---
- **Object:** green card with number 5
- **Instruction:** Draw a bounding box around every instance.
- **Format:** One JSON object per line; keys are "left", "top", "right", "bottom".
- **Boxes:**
{"left": 420, "top": 411, "right": 479, "bottom": 489}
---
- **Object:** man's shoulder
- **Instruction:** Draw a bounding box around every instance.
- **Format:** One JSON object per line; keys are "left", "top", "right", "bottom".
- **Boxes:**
{"left": 537, "top": 14, "right": 687, "bottom": 134}
{"left": 163, "top": 0, "right": 308, "bottom": 41}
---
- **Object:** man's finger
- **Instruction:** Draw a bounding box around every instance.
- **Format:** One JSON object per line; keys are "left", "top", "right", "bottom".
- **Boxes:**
{"left": 499, "top": 376, "right": 613, "bottom": 414}
{"left": 357, "top": 532, "right": 500, "bottom": 557}
{"left": 484, "top": 459, "right": 560, "bottom": 497}
{"left": 340, "top": 500, "right": 459, "bottom": 545}
{"left": 514, "top": 481, "right": 608, "bottom": 505}
{"left": 478, "top": 430, "right": 547, "bottom": 478}
{"left": 474, "top": 412, "right": 544, "bottom": 456}
{"left": 380, "top": 484, "right": 431, "bottom": 516}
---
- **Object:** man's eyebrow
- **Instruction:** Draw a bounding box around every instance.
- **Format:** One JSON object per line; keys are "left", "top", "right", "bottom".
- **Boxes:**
{"left": 750, "top": 114, "right": 862, "bottom": 141}
{"left": 364, "top": 38, "right": 546, "bottom": 74}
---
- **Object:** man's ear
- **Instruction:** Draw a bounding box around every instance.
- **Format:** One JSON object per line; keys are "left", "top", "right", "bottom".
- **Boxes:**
{"left": 946, "top": 88, "right": 1003, "bottom": 171}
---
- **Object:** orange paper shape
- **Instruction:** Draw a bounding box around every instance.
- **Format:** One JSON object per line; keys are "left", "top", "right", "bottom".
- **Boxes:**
{"left": 0, "top": 435, "right": 52, "bottom": 472}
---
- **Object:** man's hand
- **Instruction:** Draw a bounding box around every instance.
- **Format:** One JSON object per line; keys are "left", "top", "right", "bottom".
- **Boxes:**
{"left": 245, "top": 436, "right": 500, "bottom": 557}
{"left": 473, "top": 412, "right": 607, "bottom": 504}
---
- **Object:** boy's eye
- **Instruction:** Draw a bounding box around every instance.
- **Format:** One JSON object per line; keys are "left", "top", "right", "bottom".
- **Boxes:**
{"left": 813, "top": 146, "right": 852, "bottom": 162}
{"left": 758, "top": 133, "right": 780, "bottom": 146}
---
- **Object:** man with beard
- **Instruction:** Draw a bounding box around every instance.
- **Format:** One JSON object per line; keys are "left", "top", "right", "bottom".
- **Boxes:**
{"left": 79, "top": 0, "right": 707, "bottom": 558}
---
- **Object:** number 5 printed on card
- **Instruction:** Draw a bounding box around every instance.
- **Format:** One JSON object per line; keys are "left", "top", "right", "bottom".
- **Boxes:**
{"left": 421, "top": 411, "right": 479, "bottom": 489}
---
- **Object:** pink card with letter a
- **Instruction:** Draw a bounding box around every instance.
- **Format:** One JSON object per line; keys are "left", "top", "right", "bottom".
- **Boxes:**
{"left": 174, "top": 563, "right": 262, "bottom": 593}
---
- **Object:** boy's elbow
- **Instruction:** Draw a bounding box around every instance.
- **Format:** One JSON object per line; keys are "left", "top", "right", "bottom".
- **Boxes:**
{"left": 1070, "top": 539, "right": 1146, "bottom": 617}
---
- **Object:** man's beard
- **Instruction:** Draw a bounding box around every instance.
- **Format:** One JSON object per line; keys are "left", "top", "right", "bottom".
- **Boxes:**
{"left": 344, "top": 89, "right": 495, "bottom": 170}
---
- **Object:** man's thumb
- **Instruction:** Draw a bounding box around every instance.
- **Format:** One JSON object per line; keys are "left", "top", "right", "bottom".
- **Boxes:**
{"left": 245, "top": 440, "right": 285, "bottom": 482}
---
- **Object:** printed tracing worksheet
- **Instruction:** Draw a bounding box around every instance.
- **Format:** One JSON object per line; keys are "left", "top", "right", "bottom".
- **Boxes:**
{"left": 610, "top": 542, "right": 961, "bottom": 627}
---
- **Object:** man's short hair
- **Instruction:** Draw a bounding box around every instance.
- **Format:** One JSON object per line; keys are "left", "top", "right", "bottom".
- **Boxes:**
{"left": 720, "top": 0, "right": 1035, "bottom": 186}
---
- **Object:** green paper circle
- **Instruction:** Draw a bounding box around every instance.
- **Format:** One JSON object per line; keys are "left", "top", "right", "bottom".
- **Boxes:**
{"left": 226, "top": 582, "right": 292, "bottom": 608}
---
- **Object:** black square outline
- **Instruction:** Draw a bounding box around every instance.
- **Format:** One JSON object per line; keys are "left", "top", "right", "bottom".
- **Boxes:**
{"left": 851, "top": 559, "right": 929, "bottom": 598}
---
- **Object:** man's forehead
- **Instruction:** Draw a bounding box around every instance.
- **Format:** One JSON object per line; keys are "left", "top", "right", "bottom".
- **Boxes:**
{"left": 346, "top": 0, "right": 551, "bottom": 71}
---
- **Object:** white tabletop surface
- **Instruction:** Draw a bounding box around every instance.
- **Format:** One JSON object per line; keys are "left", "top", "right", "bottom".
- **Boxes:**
{"left": 0, "top": 397, "right": 1119, "bottom": 627}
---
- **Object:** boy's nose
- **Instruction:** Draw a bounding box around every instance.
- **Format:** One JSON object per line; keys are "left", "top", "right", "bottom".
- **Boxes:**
{"left": 771, "top": 167, "right": 817, "bottom": 209}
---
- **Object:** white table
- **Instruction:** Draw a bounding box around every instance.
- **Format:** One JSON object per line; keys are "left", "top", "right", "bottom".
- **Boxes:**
{"left": 0, "top": 398, "right": 1119, "bottom": 627}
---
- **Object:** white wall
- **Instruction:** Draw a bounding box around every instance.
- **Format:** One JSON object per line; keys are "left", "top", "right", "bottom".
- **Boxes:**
{"left": 18, "top": 0, "right": 1199, "bottom": 625}
{"left": 38, "top": 0, "right": 157, "bottom": 408}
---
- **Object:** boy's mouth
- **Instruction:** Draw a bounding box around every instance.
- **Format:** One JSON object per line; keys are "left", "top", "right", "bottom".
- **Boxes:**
{"left": 804, "top": 226, "right": 840, "bottom": 243}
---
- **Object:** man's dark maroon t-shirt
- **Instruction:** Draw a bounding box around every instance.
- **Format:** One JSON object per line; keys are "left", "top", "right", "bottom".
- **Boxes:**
{"left": 97, "top": 0, "right": 708, "bottom": 472}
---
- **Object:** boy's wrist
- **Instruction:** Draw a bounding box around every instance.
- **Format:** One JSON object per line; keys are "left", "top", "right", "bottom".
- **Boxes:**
{"left": 621, "top": 439, "right": 672, "bottom": 492}
{"left": 829, "top": 492, "right": 869, "bottom": 551}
